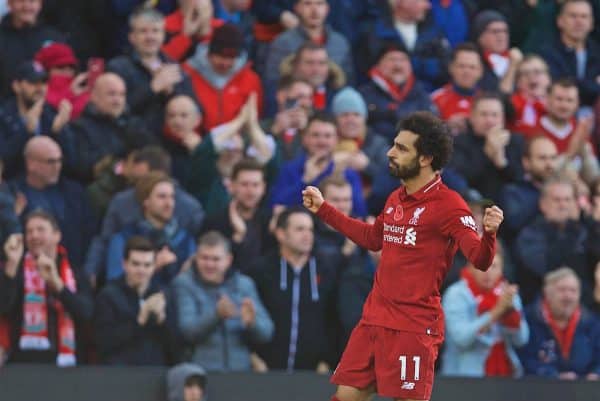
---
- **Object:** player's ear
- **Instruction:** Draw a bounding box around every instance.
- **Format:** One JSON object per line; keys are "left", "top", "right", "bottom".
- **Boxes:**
{"left": 419, "top": 154, "right": 433, "bottom": 167}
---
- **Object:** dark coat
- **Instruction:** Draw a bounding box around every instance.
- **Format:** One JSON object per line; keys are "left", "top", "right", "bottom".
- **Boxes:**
{"left": 94, "top": 277, "right": 175, "bottom": 365}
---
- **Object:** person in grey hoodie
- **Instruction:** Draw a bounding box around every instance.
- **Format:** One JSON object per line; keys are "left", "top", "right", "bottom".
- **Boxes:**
{"left": 167, "top": 363, "right": 207, "bottom": 401}
{"left": 172, "top": 231, "right": 274, "bottom": 372}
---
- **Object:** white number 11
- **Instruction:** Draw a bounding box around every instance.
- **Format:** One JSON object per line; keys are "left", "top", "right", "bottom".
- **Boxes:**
{"left": 398, "top": 355, "right": 421, "bottom": 381}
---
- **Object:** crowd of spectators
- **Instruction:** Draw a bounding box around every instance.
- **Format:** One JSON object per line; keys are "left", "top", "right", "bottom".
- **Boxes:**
{"left": 1, "top": 0, "right": 600, "bottom": 386}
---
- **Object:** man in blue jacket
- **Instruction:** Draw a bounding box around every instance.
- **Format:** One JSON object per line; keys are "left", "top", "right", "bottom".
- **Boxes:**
{"left": 270, "top": 112, "right": 367, "bottom": 217}
{"left": 518, "top": 267, "right": 600, "bottom": 380}
{"left": 105, "top": 172, "right": 196, "bottom": 286}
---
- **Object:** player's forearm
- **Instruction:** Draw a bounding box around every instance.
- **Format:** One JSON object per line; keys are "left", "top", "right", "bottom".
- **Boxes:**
{"left": 462, "top": 231, "right": 496, "bottom": 271}
{"left": 316, "top": 202, "right": 382, "bottom": 251}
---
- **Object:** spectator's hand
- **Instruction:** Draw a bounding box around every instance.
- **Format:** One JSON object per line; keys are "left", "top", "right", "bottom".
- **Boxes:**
{"left": 146, "top": 292, "right": 167, "bottom": 324}
{"left": 497, "top": 284, "right": 518, "bottom": 312}
{"left": 280, "top": 10, "right": 299, "bottom": 30}
{"left": 247, "top": 93, "right": 259, "bottom": 127}
{"left": 509, "top": 48, "right": 524, "bottom": 65}
{"left": 484, "top": 127, "right": 510, "bottom": 168}
{"left": 347, "top": 151, "right": 369, "bottom": 172}
{"left": 181, "top": 132, "right": 202, "bottom": 152}
{"left": 151, "top": 64, "right": 183, "bottom": 94}
{"left": 586, "top": 373, "right": 600, "bottom": 381}
{"left": 288, "top": 107, "right": 308, "bottom": 129}
{"left": 568, "top": 115, "right": 594, "bottom": 156}
{"left": 558, "top": 371, "right": 578, "bottom": 380}
{"left": 70, "top": 72, "right": 89, "bottom": 96}
{"left": 482, "top": 206, "right": 504, "bottom": 234}
{"left": 37, "top": 253, "right": 64, "bottom": 293}
{"left": 333, "top": 151, "right": 352, "bottom": 170}
{"left": 341, "top": 238, "right": 357, "bottom": 257}
{"left": 52, "top": 99, "right": 73, "bottom": 133}
{"left": 271, "top": 110, "right": 293, "bottom": 135}
{"left": 23, "top": 98, "right": 45, "bottom": 134}
{"left": 217, "top": 294, "right": 238, "bottom": 319}
{"left": 250, "top": 352, "right": 268, "bottom": 373}
{"left": 316, "top": 361, "right": 330, "bottom": 374}
{"left": 13, "top": 191, "right": 27, "bottom": 216}
{"left": 229, "top": 200, "right": 247, "bottom": 243}
{"left": 302, "top": 155, "right": 329, "bottom": 183}
{"left": 183, "top": 0, "right": 211, "bottom": 37}
{"left": 3, "top": 233, "right": 23, "bottom": 278}
{"left": 268, "top": 204, "right": 286, "bottom": 233}
{"left": 155, "top": 247, "right": 177, "bottom": 270}
{"left": 240, "top": 297, "right": 256, "bottom": 328}
{"left": 302, "top": 186, "right": 324, "bottom": 213}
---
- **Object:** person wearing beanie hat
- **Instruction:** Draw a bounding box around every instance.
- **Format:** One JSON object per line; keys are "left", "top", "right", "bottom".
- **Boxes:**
{"left": 183, "top": 23, "right": 263, "bottom": 131}
{"left": 357, "top": 42, "right": 436, "bottom": 141}
{"left": 332, "top": 87, "right": 389, "bottom": 186}
{"left": 474, "top": 10, "right": 523, "bottom": 94}
{"left": 167, "top": 363, "right": 207, "bottom": 401}
{"left": 34, "top": 42, "right": 90, "bottom": 120}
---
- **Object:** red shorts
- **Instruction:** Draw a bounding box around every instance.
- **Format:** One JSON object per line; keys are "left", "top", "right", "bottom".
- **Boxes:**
{"left": 331, "top": 323, "right": 443, "bottom": 400}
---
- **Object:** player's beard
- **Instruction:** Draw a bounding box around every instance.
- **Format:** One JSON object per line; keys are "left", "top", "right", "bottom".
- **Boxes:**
{"left": 389, "top": 155, "right": 421, "bottom": 180}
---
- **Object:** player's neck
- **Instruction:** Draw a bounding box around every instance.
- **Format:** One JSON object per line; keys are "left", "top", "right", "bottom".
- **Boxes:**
{"left": 403, "top": 170, "right": 437, "bottom": 195}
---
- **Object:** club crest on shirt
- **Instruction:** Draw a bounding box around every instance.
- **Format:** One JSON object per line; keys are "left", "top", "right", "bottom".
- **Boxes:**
{"left": 408, "top": 207, "right": 426, "bottom": 225}
{"left": 393, "top": 205, "right": 404, "bottom": 221}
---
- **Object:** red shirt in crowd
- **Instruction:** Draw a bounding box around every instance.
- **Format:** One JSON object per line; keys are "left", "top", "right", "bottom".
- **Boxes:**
{"left": 509, "top": 92, "right": 546, "bottom": 136}
{"left": 533, "top": 114, "right": 577, "bottom": 154}
{"left": 316, "top": 176, "right": 496, "bottom": 337}
{"left": 431, "top": 84, "right": 474, "bottom": 121}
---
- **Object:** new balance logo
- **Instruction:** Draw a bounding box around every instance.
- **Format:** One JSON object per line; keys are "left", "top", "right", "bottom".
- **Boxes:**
{"left": 401, "top": 382, "right": 416, "bottom": 390}
{"left": 403, "top": 227, "right": 417, "bottom": 246}
{"left": 386, "top": 207, "right": 394, "bottom": 214}
{"left": 460, "top": 215, "right": 477, "bottom": 232}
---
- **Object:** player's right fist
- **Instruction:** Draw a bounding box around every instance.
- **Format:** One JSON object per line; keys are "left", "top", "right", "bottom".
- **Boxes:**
{"left": 302, "top": 186, "right": 324, "bottom": 213}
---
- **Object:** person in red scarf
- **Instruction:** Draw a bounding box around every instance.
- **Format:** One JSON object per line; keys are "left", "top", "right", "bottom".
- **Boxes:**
{"left": 431, "top": 43, "right": 484, "bottom": 136}
{"left": 0, "top": 210, "right": 93, "bottom": 366}
{"left": 472, "top": 10, "right": 522, "bottom": 94}
{"left": 357, "top": 42, "right": 436, "bottom": 141}
{"left": 519, "top": 267, "right": 600, "bottom": 380}
{"left": 508, "top": 55, "right": 551, "bottom": 136}
{"left": 442, "top": 245, "right": 529, "bottom": 377}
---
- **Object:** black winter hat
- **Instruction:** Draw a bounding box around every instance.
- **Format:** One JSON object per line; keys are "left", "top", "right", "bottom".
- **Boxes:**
{"left": 209, "top": 23, "right": 244, "bottom": 58}
{"left": 471, "top": 10, "right": 507, "bottom": 41}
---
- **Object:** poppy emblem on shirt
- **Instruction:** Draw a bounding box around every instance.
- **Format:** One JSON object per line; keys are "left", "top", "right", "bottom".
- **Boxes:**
{"left": 393, "top": 205, "right": 404, "bottom": 221}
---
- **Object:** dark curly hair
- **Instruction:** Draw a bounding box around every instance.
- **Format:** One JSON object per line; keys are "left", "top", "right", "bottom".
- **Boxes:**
{"left": 396, "top": 112, "right": 453, "bottom": 171}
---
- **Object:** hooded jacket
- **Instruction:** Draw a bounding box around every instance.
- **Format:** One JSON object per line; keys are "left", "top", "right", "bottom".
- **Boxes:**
{"left": 167, "top": 363, "right": 207, "bottom": 401}
{"left": 182, "top": 46, "right": 263, "bottom": 131}
{"left": 172, "top": 267, "right": 274, "bottom": 372}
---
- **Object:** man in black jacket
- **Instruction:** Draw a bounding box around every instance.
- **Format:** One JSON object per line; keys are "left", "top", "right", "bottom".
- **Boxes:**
{"left": 62, "top": 73, "right": 157, "bottom": 182}
{"left": 539, "top": 0, "right": 600, "bottom": 106}
{"left": 107, "top": 7, "right": 197, "bottom": 133}
{"left": 449, "top": 92, "right": 525, "bottom": 202}
{"left": 0, "top": 210, "right": 93, "bottom": 365}
{"left": 94, "top": 236, "right": 175, "bottom": 365}
{"left": 248, "top": 207, "right": 337, "bottom": 372}
{"left": 201, "top": 159, "right": 273, "bottom": 270}
{"left": 0, "top": 0, "right": 64, "bottom": 95}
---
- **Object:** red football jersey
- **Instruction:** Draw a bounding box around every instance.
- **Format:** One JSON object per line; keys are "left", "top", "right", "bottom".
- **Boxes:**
{"left": 316, "top": 176, "right": 496, "bottom": 337}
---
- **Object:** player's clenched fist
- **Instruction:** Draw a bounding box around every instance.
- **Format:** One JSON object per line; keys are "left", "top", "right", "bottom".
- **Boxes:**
{"left": 483, "top": 205, "right": 504, "bottom": 233}
{"left": 302, "top": 186, "right": 324, "bottom": 213}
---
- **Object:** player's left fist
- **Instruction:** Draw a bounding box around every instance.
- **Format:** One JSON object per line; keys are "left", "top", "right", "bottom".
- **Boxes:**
{"left": 483, "top": 205, "right": 504, "bottom": 234}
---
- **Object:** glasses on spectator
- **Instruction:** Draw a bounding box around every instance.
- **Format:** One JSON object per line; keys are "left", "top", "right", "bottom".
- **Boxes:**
{"left": 36, "top": 157, "right": 63, "bottom": 165}
{"left": 486, "top": 27, "right": 509, "bottom": 35}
